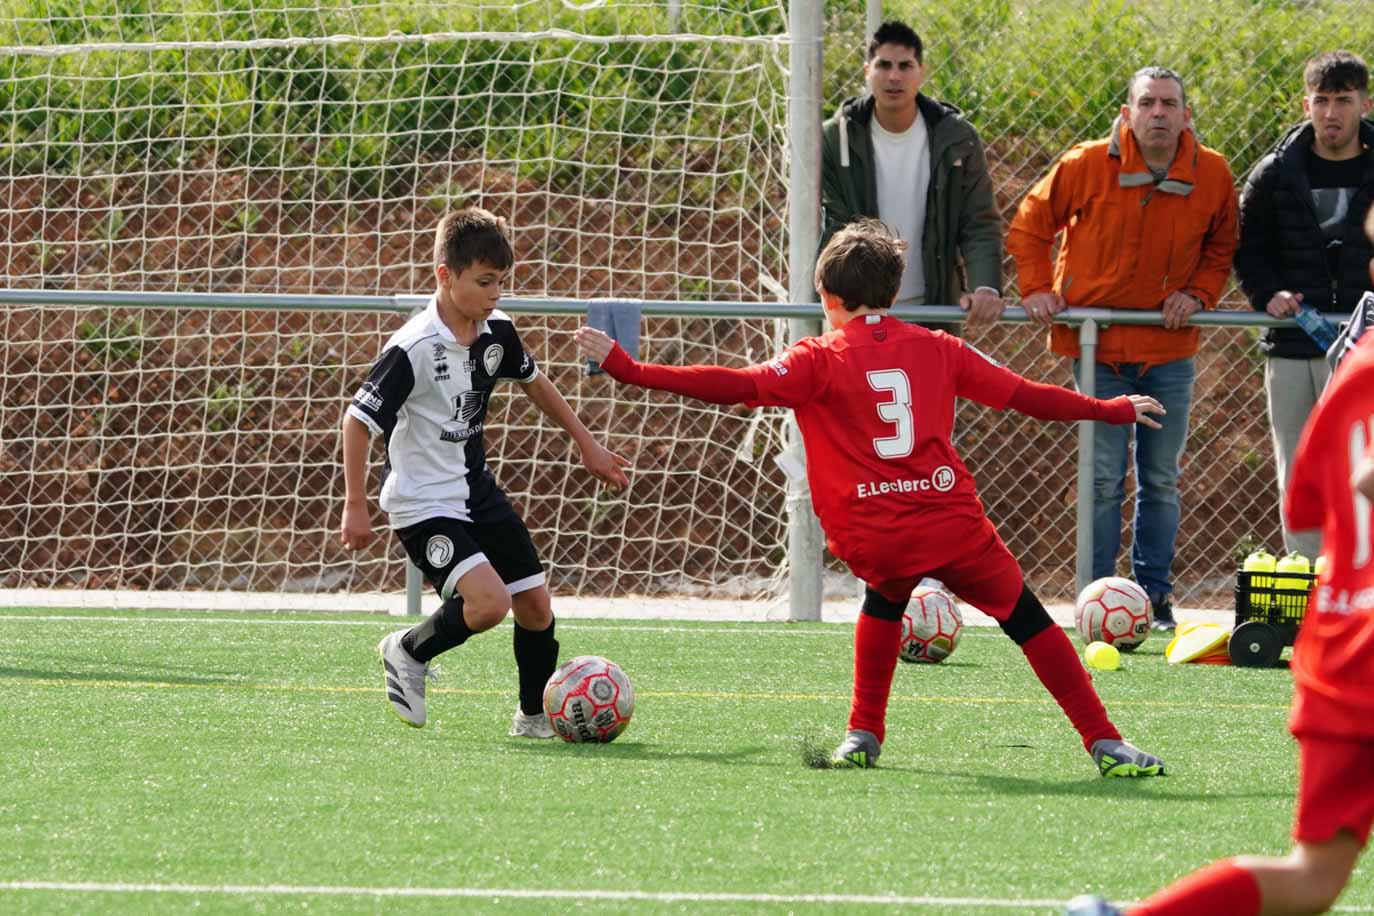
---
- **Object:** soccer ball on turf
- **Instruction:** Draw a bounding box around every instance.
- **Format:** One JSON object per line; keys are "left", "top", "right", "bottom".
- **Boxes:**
{"left": 899, "top": 586, "right": 963, "bottom": 664}
{"left": 1074, "top": 577, "right": 1151, "bottom": 652}
{"left": 543, "top": 655, "right": 634, "bottom": 743}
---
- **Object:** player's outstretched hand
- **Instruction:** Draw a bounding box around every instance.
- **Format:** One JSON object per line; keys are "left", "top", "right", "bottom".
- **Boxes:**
{"left": 1130, "top": 395, "right": 1166, "bottom": 429}
{"left": 340, "top": 502, "right": 375, "bottom": 552}
{"left": 582, "top": 440, "right": 631, "bottom": 492}
{"left": 575, "top": 326, "right": 614, "bottom": 365}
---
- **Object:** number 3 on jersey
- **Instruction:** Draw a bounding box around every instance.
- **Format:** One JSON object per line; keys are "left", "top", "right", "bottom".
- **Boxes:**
{"left": 866, "top": 369, "right": 914, "bottom": 458}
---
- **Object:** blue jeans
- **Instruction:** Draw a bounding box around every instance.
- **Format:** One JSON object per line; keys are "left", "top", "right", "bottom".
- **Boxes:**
{"left": 1072, "top": 358, "right": 1194, "bottom": 602}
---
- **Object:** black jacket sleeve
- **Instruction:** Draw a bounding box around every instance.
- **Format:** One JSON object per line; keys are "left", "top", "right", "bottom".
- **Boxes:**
{"left": 1235, "top": 154, "right": 1285, "bottom": 312}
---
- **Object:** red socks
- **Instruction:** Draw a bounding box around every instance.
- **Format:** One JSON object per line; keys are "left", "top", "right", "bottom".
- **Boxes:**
{"left": 847, "top": 614, "right": 902, "bottom": 744}
{"left": 1130, "top": 859, "right": 1262, "bottom": 916}
{"left": 1020, "top": 626, "right": 1120, "bottom": 750}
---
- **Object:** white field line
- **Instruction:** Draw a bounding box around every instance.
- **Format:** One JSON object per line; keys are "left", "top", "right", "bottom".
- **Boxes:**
{"left": 1, "top": 882, "right": 1371, "bottom": 913}
{"left": 0, "top": 880, "right": 1067, "bottom": 908}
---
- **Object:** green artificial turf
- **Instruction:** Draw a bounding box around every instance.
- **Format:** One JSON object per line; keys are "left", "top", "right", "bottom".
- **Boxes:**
{"left": 0, "top": 609, "right": 1364, "bottom": 914}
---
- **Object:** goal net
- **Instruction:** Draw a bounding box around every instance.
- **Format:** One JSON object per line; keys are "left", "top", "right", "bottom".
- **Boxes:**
{"left": 0, "top": 1, "right": 797, "bottom": 609}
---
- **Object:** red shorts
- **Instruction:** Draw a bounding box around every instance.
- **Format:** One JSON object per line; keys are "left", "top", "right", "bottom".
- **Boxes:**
{"left": 1293, "top": 733, "right": 1374, "bottom": 847}
{"left": 869, "top": 522, "right": 1024, "bottom": 620}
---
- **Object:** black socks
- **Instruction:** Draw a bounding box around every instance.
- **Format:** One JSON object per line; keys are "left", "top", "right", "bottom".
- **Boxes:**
{"left": 402, "top": 595, "right": 474, "bottom": 663}
{"left": 513, "top": 617, "right": 559, "bottom": 716}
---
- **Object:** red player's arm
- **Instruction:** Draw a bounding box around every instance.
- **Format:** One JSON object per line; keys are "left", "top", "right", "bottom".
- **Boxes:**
{"left": 599, "top": 343, "right": 760, "bottom": 405}
{"left": 1006, "top": 377, "right": 1137, "bottom": 424}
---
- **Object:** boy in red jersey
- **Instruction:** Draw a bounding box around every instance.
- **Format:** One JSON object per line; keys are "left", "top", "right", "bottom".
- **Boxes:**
{"left": 576, "top": 219, "right": 1167, "bottom": 775}
{"left": 1067, "top": 222, "right": 1374, "bottom": 916}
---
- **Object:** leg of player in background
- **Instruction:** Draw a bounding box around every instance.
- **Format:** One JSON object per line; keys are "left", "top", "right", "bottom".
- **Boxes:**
{"left": 509, "top": 584, "right": 559, "bottom": 738}
{"left": 1124, "top": 839, "right": 1357, "bottom": 916}
{"left": 1130, "top": 733, "right": 1370, "bottom": 915}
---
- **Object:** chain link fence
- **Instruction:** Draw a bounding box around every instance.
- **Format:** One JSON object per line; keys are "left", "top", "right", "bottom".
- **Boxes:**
{"left": 825, "top": 0, "right": 1373, "bottom": 606}
{"left": 4, "top": 0, "right": 1369, "bottom": 608}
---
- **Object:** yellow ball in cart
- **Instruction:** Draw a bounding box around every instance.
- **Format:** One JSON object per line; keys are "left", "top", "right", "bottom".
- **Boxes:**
{"left": 1242, "top": 549, "right": 1276, "bottom": 609}
{"left": 1274, "top": 552, "right": 1310, "bottom": 592}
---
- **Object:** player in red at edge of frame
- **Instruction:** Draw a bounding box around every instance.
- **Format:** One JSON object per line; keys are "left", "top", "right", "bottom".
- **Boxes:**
{"left": 576, "top": 218, "right": 1167, "bottom": 776}
{"left": 1066, "top": 211, "right": 1374, "bottom": 916}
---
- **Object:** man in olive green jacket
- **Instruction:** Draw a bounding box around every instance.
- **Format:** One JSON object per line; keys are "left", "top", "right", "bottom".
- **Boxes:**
{"left": 820, "top": 20, "right": 1004, "bottom": 329}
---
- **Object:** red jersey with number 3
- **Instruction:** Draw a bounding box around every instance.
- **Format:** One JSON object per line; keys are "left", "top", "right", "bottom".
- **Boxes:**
{"left": 741, "top": 314, "right": 1021, "bottom": 584}
{"left": 1285, "top": 335, "right": 1374, "bottom": 740}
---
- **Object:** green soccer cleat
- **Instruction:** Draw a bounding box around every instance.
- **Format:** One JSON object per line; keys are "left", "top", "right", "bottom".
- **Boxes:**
{"left": 1091, "top": 738, "right": 1165, "bottom": 777}
{"left": 830, "top": 729, "right": 881, "bottom": 769}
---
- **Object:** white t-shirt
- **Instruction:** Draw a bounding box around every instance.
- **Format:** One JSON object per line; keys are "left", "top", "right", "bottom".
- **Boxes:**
{"left": 871, "top": 113, "right": 930, "bottom": 304}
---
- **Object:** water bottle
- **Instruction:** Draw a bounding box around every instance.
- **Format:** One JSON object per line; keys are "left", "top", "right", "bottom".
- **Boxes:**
{"left": 1294, "top": 305, "right": 1340, "bottom": 351}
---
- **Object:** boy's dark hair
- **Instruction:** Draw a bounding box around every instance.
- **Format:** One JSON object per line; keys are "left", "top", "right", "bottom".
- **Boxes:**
{"left": 867, "top": 20, "right": 922, "bottom": 63}
{"left": 814, "top": 219, "right": 905, "bottom": 311}
{"left": 1127, "top": 66, "right": 1186, "bottom": 107}
{"left": 1304, "top": 50, "right": 1369, "bottom": 95}
{"left": 435, "top": 207, "right": 515, "bottom": 274}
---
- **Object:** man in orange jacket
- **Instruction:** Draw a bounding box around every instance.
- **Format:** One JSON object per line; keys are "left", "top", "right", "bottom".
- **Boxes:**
{"left": 1008, "top": 67, "right": 1238, "bottom": 630}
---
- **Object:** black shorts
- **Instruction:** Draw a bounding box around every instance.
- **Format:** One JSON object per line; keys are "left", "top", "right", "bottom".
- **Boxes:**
{"left": 396, "top": 513, "right": 545, "bottom": 601}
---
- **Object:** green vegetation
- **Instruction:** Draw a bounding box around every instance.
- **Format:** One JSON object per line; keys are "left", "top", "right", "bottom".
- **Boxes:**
{"left": 7, "top": 0, "right": 1371, "bottom": 202}
{"left": 2, "top": 607, "right": 1362, "bottom": 914}
{"left": 1, "top": 1, "right": 787, "bottom": 203}
{"left": 832, "top": 0, "right": 1374, "bottom": 176}
{"left": 76, "top": 311, "right": 144, "bottom": 363}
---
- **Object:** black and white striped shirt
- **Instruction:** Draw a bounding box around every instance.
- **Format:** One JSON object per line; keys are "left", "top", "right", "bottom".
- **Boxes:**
{"left": 347, "top": 296, "right": 538, "bottom": 528}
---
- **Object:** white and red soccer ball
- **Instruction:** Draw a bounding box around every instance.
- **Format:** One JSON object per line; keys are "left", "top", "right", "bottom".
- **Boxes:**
{"left": 543, "top": 655, "right": 634, "bottom": 743}
{"left": 1074, "top": 577, "right": 1151, "bottom": 652}
{"left": 899, "top": 586, "right": 963, "bottom": 664}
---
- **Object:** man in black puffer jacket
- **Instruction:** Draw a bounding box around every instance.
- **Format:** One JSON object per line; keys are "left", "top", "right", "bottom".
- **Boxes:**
{"left": 1236, "top": 50, "right": 1374, "bottom": 559}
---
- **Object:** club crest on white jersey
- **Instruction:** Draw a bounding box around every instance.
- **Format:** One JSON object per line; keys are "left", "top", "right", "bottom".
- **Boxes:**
{"left": 483, "top": 344, "right": 504, "bottom": 377}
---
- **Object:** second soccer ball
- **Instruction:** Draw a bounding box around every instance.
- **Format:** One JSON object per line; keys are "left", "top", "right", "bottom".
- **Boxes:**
{"left": 1074, "top": 577, "right": 1151, "bottom": 652}
{"left": 899, "top": 586, "right": 963, "bottom": 664}
{"left": 543, "top": 655, "right": 635, "bottom": 743}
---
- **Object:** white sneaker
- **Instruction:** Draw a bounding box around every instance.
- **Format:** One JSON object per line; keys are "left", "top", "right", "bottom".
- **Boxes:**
{"left": 509, "top": 708, "right": 556, "bottom": 739}
{"left": 377, "top": 630, "right": 434, "bottom": 728}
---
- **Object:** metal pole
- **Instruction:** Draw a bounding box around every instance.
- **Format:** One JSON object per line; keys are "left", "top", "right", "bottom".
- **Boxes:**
{"left": 786, "top": 0, "right": 825, "bottom": 621}
{"left": 867, "top": 0, "right": 882, "bottom": 41}
{"left": 405, "top": 561, "right": 423, "bottom": 616}
{"left": 1075, "top": 318, "right": 1099, "bottom": 597}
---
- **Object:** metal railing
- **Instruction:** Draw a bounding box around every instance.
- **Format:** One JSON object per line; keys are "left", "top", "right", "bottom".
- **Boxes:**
{"left": 0, "top": 287, "right": 1319, "bottom": 616}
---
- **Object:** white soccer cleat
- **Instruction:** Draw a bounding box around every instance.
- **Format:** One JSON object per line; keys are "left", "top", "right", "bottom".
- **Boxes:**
{"left": 377, "top": 630, "right": 434, "bottom": 728}
{"left": 509, "top": 707, "right": 556, "bottom": 739}
{"left": 1064, "top": 895, "right": 1123, "bottom": 916}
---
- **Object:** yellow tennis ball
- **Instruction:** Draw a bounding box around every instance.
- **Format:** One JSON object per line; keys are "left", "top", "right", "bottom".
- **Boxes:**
{"left": 1085, "top": 641, "right": 1121, "bottom": 671}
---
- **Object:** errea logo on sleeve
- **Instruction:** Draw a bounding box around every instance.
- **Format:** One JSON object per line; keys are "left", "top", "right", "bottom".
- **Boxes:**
{"left": 766, "top": 358, "right": 788, "bottom": 377}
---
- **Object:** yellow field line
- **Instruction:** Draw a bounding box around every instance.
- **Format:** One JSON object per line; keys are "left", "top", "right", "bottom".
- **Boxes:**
{"left": 0, "top": 677, "right": 1290, "bottom": 710}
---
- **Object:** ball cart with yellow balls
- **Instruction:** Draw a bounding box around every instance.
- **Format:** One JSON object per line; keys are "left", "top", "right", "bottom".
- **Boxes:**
{"left": 1230, "top": 550, "right": 1320, "bottom": 667}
